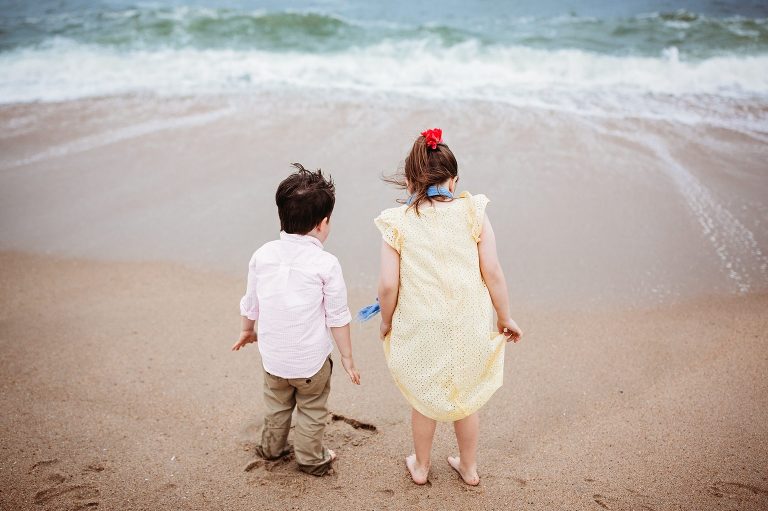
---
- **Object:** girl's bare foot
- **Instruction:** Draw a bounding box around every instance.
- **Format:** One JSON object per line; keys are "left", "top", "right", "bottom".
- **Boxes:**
{"left": 328, "top": 449, "right": 337, "bottom": 462}
{"left": 405, "top": 454, "right": 429, "bottom": 485}
{"left": 447, "top": 456, "right": 479, "bottom": 486}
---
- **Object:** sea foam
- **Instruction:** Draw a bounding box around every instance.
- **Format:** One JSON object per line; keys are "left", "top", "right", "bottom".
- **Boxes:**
{"left": 0, "top": 37, "right": 766, "bottom": 129}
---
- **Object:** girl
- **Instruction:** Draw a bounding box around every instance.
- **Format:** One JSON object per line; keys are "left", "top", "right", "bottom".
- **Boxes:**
{"left": 374, "top": 128, "right": 522, "bottom": 486}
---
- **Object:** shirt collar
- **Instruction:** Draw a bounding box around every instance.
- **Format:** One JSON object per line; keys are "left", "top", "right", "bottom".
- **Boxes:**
{"left": 280, "top": 231, "right": 324, "bottom": 249}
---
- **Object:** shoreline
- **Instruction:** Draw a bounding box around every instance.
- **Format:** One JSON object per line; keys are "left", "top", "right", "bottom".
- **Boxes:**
{"left": 3, "top": 88, "right": 768, "bottom": 129}
{"left": 1, "top": 94, "right": 767, "bottom": 310}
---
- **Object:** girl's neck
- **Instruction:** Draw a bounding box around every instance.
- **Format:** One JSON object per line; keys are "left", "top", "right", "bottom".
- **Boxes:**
{"left": 408, "top": 178, "right": 456, "bottom": 196}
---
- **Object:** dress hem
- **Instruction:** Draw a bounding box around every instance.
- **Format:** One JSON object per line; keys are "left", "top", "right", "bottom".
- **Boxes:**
{"left": 396, "top": 378, "right": 504, "bottom": 422}
{"left": 385, "top": 334, "right": 507, "bottom": 422}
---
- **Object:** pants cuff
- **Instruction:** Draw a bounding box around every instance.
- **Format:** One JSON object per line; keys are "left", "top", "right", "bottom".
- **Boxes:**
{"left": 296, "top": 448, "right": 334, "bottom": 476}
{"left": 254, "top": 444, "right": 293, "bottom": 461}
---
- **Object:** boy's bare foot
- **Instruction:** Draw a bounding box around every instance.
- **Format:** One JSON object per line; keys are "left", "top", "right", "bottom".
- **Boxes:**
{"left": 447, "top": 456, "right": 480, "bottom": 486}
{"left": 328, "top": 449, "right": 337, "bottom": 462}
{"left": 405, "top": 454, "right": 429, "bottom": 485}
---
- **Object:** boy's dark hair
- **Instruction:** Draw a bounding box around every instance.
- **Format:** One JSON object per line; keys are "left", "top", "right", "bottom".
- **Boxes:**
{"left": 275, "top": 163, "right": 336, "bottom": 234}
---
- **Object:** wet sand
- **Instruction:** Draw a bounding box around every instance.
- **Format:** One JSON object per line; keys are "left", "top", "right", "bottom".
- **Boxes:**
{"left": 1, "top": 94, "right": 767, "bottom": 509}
{"left": 1, "top": 94, "right": 767, "bottom": 306}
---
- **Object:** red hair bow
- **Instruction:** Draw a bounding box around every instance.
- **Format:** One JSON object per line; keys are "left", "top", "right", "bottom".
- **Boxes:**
{"left": 421, "top": 128, "right": 442, "bottom": 150}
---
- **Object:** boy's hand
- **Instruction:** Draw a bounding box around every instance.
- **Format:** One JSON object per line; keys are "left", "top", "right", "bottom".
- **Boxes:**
{"left": 498, "top": 318, "right": 523, "bottom": 343}
{"left": 231, "top": 330, "right": 257, "bottom": 351}
{"left": 340, "top": 355, "right": 361, "bottom": 385}
{"left": 379, "top": 321, "right": 391, "bottom": 341}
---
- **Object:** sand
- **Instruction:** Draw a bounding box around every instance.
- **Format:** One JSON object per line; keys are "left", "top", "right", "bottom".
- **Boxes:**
{"left": 1, "top": 94, "right": 767, "bottom": 510}
{"left": 0, "top": 252, "right": 766, "bottom": 510}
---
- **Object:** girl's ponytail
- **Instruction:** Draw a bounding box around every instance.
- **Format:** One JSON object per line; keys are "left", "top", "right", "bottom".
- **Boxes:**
{"left": 384, "top": 128, "right": 458, "bottom": 213}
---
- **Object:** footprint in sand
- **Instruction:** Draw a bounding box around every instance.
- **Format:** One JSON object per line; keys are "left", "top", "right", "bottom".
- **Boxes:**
{"left": 29, "top": 458, "right": 102, "bottom": 509}
{"left": 583, "top": 478, "right": 657, "bottom": 511}
{"left": 590, "top": 492, "right": 658, "bottom": 511}
{"left": 325, "top": 412, "right": 377, "bottom": 448}
{"left": 592, "top": 494, "right": 611, "bottom": 510}
{"left": 708, "top": 481, "right": 768, "bottom": 505}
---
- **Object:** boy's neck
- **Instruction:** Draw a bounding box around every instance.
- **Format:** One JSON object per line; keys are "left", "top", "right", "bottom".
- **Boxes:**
{"left": 282, "top": 230, "right": 325, "bottom": 246}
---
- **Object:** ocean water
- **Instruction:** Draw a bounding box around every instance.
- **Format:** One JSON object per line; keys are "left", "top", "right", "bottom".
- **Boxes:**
{"left": 0, "top": 1, "right": 767, "bottom": 127}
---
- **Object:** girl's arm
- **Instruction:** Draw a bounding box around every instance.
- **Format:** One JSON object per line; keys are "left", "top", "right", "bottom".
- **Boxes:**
{"left": 377, "top": 240, "right": 401, "bottom": 340}
{"left": 478, "top": 214, "right": 523, "bottom": 342}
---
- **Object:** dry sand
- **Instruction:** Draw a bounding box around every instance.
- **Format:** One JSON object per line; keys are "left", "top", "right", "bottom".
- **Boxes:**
{"left": 0, "top": 252, "right": 766, "bottom": 510}
{"left": 1, "top": 95, "right": 767, "bottom": 510}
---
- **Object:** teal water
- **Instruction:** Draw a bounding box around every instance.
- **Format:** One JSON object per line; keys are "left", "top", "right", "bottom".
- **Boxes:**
{"left": 1, "top": 1, "right": 767, "bottom": 56}
{"left": 0, "top": 1, "right": 766, "bottom": 111}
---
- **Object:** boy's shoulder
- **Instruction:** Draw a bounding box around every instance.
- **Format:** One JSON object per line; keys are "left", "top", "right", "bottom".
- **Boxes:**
{"left": 250, "top": 238, "right": 340, "bottom": 271}
{"left": 248, "top": 239, "right": 282, "bottom": 266}
{"left": 314, "top": 245, "right": 344, "bottom": 273}
{"left": 316, "top": 248, "right": 341, "bottom": 268}
{"left": 251, "top": 238, "right": 280, "bottom": 255}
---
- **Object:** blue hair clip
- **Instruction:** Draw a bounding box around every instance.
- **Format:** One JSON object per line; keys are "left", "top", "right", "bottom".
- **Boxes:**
{"left": 357, "top": 298, "right": 381, "bottom": 322}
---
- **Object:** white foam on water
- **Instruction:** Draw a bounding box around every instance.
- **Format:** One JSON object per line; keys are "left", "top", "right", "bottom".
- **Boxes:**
{"left": 639, "top": 136, "right": 768, "bottom": 293}
{"left": 1, "top": 106, "right": 234, "bottom": 170}
{"left": 0, "top": 38, "right": 767, "bottom": 129}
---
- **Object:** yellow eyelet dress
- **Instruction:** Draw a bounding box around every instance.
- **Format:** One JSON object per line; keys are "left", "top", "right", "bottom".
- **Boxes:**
{"left": 374, "top": 192, "right": 508, "bottom": 422}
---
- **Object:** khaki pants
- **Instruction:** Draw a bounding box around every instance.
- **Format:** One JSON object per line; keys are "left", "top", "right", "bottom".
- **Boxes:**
{"left": 255, "top": 357, "right": 333, "bottom": 476}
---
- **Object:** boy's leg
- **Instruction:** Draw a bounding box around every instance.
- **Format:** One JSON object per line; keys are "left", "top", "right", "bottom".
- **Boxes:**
{"left": 407, "top": 407, "right": 436, "bottom": 484}
{"left": 255, "top": 369, "right": 295, "bottom": 460}
{"left": 292, "top": 357, "right": 333, "bottom": 476}
{"left": 448, "top": 412, "right": 480, "bottom": 485}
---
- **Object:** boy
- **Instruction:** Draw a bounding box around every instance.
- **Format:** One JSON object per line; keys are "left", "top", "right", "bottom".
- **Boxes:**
{"left": 232, "top": 163, "right": 360, "bottom": 476}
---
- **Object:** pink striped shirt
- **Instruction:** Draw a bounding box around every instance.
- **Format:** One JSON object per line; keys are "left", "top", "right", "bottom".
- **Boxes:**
{"left": 240, "top": 232, "right": 351, "bottom": 379}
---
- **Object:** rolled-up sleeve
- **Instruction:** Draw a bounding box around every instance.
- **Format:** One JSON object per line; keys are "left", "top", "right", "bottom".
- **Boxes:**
{"left": 322, "top": 258, "right": 351, "bottom": 328}
{"left": 239, "top": 260, "right": 259, "bottom": 321}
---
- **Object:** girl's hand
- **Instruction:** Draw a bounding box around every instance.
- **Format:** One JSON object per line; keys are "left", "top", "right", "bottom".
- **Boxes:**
{"left": 379, "top": 321, "right": 391, "bottom": 341}
{"left": 498, "top": 318, "right": 523, "bottom": 343}
{"left": 231, "top": 330, "right": 257, "bottom": 351}
{"left": 341, "top": 355, "right": 361, "bottom": 385}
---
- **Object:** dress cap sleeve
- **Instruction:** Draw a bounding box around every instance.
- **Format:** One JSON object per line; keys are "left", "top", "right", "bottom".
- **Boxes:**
{"left": 374, "top": 207, "right": 403, "bottom": 253}
{"left": 467, "top": 193, "right": 490, "bottom": 242}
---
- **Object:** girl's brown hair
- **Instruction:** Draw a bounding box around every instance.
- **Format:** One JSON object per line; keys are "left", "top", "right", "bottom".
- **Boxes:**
{"left": 384, "top": 134, "right": 458, "bottom": 213}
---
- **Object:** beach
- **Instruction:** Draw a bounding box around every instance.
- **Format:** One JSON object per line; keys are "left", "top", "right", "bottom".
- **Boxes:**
{"left": 2, "top": 1, "right": 768, "bottom": 509}
{"left": 1, "top": 93, "right": 767, "bottom": 510}
{"left": 0, "top": 252, "right": 766, "bottom": 510}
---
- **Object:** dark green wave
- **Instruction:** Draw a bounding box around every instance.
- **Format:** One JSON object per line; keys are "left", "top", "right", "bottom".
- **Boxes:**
{"left": 1, "top": 7, "right": 766, "bottom": 58}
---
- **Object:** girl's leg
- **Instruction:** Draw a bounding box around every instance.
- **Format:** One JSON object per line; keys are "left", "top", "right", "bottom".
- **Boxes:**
{"left": 448, "top": 412, "right": 480, "bottom": 485}
{"left": 406, "top": 407, "right": 436, "bottom": 484}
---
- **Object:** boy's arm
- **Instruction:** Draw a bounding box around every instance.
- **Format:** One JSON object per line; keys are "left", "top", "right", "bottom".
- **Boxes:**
{"left": 323, "top": 259, "right": 360, "bottom": 384}
{"left": 330, "top": 324, "right": 360, "bottom": 385}
{"left": 322, "top": 258, "right": 351, "bottom": 328}
{"left": 477, "top": 214, "right": 523, "bottom": 342}
{"left": 377, "top": 240, "right": 400, "bottom": 340}
{"left": 232, "top": 316, "right": 257, "bottom": 351}
{"left": 232, "top": 259, "right": 259, "bottom": 351}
